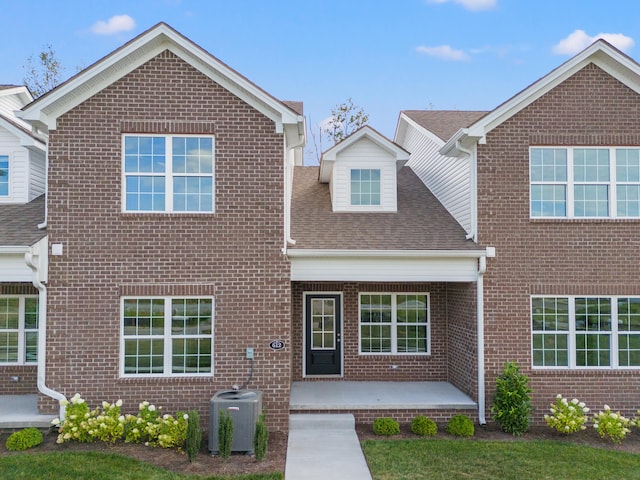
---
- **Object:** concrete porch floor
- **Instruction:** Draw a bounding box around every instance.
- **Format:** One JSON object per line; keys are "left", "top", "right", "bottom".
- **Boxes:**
{"left": 0, "top": 395, "right": 57, "bottom": 429}
{"left": 290, "top": 381, "right": 476, "bottom": 411}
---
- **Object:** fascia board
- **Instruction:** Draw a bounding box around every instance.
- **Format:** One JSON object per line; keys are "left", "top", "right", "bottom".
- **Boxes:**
{"left": 0, "top": 117, "right": 45, "bottom": 150}
{"left": 397, "top": 113, "right": 447, "bottom": 147}
{"left": 0, "top": 246, "right": 30, "bottom": 253}
{"left": 287, "top": 249, "right": 486, "bottom": 258}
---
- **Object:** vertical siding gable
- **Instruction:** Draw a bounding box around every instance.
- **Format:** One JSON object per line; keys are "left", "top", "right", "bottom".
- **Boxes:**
{"left": 402, "top": 124, "right": 471, "bottom": 233}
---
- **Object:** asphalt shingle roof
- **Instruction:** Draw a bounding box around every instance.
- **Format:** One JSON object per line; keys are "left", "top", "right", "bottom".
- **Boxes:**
{"left": 402, "top": 110, "right": 489, "bottom": 142}
{"left": 290, "top": 166, "right": 480, "bottom": 251}
{"left": 0, "top": 195, "right": 47, "bottom": 246}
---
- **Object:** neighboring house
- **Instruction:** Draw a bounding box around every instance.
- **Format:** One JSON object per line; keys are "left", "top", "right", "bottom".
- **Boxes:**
{"left": 396, "top": 40, "right": 640, "bottom": 422}
{"left": 0, "top": 85, "right": 47, "bottom": 396}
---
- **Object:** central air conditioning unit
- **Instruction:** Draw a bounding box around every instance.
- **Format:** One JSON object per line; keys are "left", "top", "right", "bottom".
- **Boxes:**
{"left": 209, "top": 390, "right": 263, "bottom": 454}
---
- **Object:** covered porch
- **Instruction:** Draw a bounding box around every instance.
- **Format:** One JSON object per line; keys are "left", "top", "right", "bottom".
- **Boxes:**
{"left": 0, "top": 395, "right": 57, "bottom": 428}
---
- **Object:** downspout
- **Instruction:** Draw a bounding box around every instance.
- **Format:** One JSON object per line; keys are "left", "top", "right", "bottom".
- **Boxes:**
{"left": 477, "top": 255, "right": 487, "bottom": 425}
{"left": 25, "top": 245, "right": 67, "bottom": 420}
{"left": 282, "top": 119, "right": 305, "bottom": 254}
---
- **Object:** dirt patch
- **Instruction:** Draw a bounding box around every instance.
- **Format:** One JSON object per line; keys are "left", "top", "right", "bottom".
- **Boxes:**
{"left": 0, "top": 429, "right": 287, "bottom": 477}
{"left": 356, "top": 422, "right": 640, "bottom": 454}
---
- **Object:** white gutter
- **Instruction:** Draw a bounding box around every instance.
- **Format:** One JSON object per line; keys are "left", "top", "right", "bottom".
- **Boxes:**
{"left": 287, "top": 249, "right": 486, "bottom": 258}
{"left": 282, "top": 119, "right": 306, "bottom": 254}
{"left": 25, "top": 245, "right": 67, "bottom": 420}
{"left": 476, "top": 247, "right": 495, "bottom": 426}
{"left": 0, "top": 246, "right": 30, "bottom": 253}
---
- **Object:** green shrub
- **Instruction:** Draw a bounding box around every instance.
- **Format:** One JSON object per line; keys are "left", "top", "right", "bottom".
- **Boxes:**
{"left": 218, "top": 410, "right": 233, "bottom": 459}
{"left": 593, "top": 406, "right": 631, "bottom": 444}
{"left": 373, "top": 417, "right": 400, "bottom": 436}
{"left": 5, "top": 427, "right": 43, "bottom": 451}
{"left": 254, "top": 413, "right": 269, "bottom": 461}
{"left": 446, "top": 415, "right": 474, "bottom": 437}
{"left": 491, "top": 361, "right": 532, "bottom": 436}
{"left": 544, "top": 394, "right": 589, "bottom": 434}
{"left": 185, "top": 410, "right": 201, "bottom": 462}
{"left": 411, "top": 416, "right": 437, "bottom": 436}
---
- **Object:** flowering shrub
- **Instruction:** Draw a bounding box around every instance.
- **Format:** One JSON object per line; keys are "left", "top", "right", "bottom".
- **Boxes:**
{"left": 593, "top": 405, "right": 631, "bottom": 444}
{"left": 544, "top": 394, "right": 589, "bottom": 434}
{"left": 52, "top": 394, "right": 188, "bottom": 450}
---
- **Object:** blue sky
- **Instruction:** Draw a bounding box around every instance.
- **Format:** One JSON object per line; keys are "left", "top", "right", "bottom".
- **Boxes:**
{"left": 1, "top": 0, "right": 639, "bottom": 160}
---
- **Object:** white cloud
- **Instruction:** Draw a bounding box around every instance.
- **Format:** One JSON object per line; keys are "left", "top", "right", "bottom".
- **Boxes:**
{"left": 428, "top": 0, "right": 497, "bottom": 11}
{"left": 91, "top": 15, "right": 136, "bottom": 35}
{"left": 416, "top": 45, "right": 470, "bottom": 61}
{"left": 552, "top": 29, "right": 635, "bottom": 55}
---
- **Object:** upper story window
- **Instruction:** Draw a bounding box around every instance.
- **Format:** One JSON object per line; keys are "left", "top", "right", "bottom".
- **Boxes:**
{"left": 530, "top": 147, "right": 640, "bottom": 218}
{"left": 0, "top": 156, "right": 8, "bottom": 196}
{"left": 532, "top": 296, "right": 640, "bottom": 369}
{"left": 0, "top": 296, "right": 38, "bottom": 365}
{"left": 350, "top": 168, "right": 381, "bottom": 206}
{"left": 123, "top": 135, "right": 214, "bottom": 213}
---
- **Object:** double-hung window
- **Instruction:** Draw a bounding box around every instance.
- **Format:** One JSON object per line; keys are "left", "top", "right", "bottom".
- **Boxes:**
{"left": 530, "top": 147, "right": 640, "bottom": 218}
{"left": 0, "top": 296, "right": 38, "bottom": 364}
{"left": 350, "top": 169, "right": 381, "bottom": 206}
{"left": 124, "top": 135, "right": 214, "bottom": 213}
{"left": 0, "top": 155, "right": 8, "bottom": 196}
{"left": 359, "top": 293, "right": 429, "bottom": 354}
{"left": 121, "top": 297, "right": 213, "bottom": 376}
{"left": 532, "top": 296, "right": 640, "bottom": 369}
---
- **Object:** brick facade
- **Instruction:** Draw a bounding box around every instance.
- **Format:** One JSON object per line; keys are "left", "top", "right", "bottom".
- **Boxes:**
{"left": 478, "top": 63, "right": 640, "bottom": 423}
{"left": 43, "top": 50, "right": 292, "bottom": 431}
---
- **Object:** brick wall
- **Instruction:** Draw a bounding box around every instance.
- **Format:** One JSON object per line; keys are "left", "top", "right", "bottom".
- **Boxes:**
{"left": 43, "top": 50, "right": 292, "bottom": 432}
{"left": 478, "top": 63, "right": 640, "bottom": 423}
{"left": 446, "top": 282, "right": 477, "bottom": 399}
{"left": 291, "top": 282, "right": 450, "bottom": 382}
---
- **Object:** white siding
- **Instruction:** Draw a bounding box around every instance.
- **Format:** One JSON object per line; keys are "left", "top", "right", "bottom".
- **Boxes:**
{"left": 0, "top": 254, "right": 33, "bottom": 282}
{"left": 0, "top": 125, "right": 29, "bottom": 204}
{"left": 331, "top": 137, "right": 397, "bottom": 212}
{"left": 401, "top": 125, "right": 472, "bottom": 234}
{"left": 291, "top": 256, "right": 478, "bottom": 282}
{"left": 29, "top": 149, "right": 46, "bottom": 200}
{"left": 0, "top": 94, "right": 31, "bottom": 131}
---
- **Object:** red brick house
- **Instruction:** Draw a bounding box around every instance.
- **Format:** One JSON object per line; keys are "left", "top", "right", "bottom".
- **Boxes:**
{"left": 396, "top": 39, "right": 640, "bottom": 423}
{"left": 5, "top": 24, "right": 640, "bottom": 432}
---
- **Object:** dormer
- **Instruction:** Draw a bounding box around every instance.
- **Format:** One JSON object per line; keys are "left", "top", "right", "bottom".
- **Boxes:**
{"left": 319, "top": 126, "right": 409, "bottom": 212}
{"left": 0, "top": 85, "right": 46, "bottom": 205}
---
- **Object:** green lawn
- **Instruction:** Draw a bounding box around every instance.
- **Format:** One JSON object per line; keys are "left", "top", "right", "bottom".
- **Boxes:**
{"left": 362, "top": 438, "right": 640, "bottom": 480}
{"left": 0, "top": 452, "right": 283, "bottom": 480}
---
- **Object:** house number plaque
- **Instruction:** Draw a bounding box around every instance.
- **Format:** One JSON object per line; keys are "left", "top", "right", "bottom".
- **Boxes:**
{"left": 269, "top": 340, "right": 285, "bottom": 350}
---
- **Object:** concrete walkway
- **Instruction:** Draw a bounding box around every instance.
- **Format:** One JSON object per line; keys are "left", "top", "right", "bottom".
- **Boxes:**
{"left": 285, "top": 414, "right": 372, "bottom": 480}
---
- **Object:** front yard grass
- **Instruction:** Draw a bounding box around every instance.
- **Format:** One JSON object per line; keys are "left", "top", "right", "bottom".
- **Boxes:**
{"left": 0, "top": 451, "right": 283, "bottom": 480}
{"left": 362, "top": 438, "right": 640, "bottom": 480}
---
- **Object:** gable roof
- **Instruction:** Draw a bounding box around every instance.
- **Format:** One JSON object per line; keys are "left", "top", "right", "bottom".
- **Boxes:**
{"left": 399, "top": 110, "right": 488, "bottom": 142}
{"left": 441, "top": 39, "right": 640, "bottom": 156}
{"left": 290, "top": 166, "right": 480, "bottom": 251}
{"left": 0, "top": 113, "right": 46, "bottom": 150}
{"left": 319, "top": 125, "right": 409, "bottom": 182}
{"left": 0, "top": 195, "right": 46, "bottom": 247}
{"left": 18, "top": 22, "right": 305, "bottom": 145}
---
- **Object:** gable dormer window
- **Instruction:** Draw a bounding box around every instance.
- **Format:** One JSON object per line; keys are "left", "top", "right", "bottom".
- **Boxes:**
{"left": 350, "top": 168, "right": 381, "bottom": 206}
{"left": 0, "top": 156, "right": 8, "bottom": 196}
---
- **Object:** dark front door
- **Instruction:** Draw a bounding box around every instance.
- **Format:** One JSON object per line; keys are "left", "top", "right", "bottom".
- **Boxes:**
{"left": 305, "top": 294, "right": 342, "bottom": 375}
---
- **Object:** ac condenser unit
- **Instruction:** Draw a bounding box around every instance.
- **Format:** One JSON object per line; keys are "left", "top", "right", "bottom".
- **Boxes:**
{"left": 209, "top": 390, "right": 263, "bottom": 454}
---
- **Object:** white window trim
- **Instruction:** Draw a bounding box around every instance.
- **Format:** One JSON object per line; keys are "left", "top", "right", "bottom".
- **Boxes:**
{"left": 0, "top": 153, "right": 11, "bottom": 199}
{"left": 348, "top": 167, "right": 385, "bottom": 211}
{"left": 529, "top": 146, "right": 640, "bottom": 219}
{"left": 119, "top": 296, "right": 215, "bottom": 378}
{"left": 121, "top": 134, "right": 215, "bottom": 214}
{"left": 0, "top": 295, "right": 38, "bottom": 366}
{"left": 358, "top": 292, "right": 431, "bottom": 356}
{"left": 531, "top": 295, "right": 640, "bottom": 370}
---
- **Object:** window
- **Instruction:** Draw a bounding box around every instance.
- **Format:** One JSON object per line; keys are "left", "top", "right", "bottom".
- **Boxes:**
{"left": 123, "top": 135, "right": 214, "bottom": 213}
{"left": 121, "top": 297, "right": 213, "bottom": 376}
{"left": 0, "top": 296, "right": 38, "bottom": 364}
{"left": 530, "top": 147, "right": 640, "bottom": 218}
{"left": 359, "top": 293, "right": 429, "bottom": 354}
{"left": 532, "top": 296, "right": 640, "bottom": 369}
{"left": 0, "top": 155, "right": 8, "bottom": 196}
{"left": 351, "top": 169, "right": 381, "bottom": 206}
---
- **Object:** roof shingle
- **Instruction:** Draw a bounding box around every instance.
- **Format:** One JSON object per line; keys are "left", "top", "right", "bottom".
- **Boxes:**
{"left": 290, "top": 166, "right": 480, "bottom": 251}
{"left": 402, "top": 110, "right": 489, "bottom": 141}
{"left": 0, "top": 195, "right": 47, "bottom": 246}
